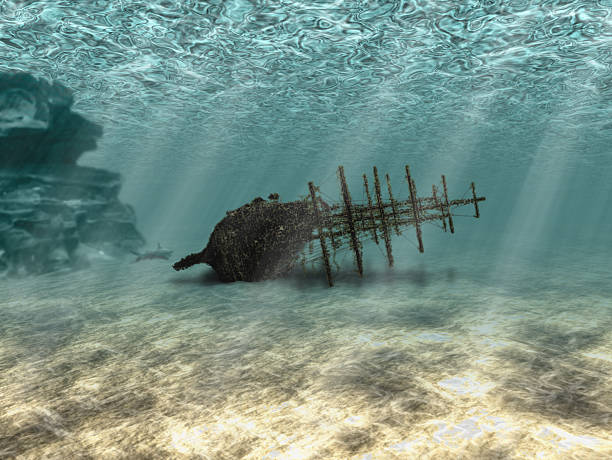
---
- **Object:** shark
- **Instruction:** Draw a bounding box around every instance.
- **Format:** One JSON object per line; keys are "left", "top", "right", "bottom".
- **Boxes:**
{"left": 131, "top": 243, "right": 172, "bottom": 262}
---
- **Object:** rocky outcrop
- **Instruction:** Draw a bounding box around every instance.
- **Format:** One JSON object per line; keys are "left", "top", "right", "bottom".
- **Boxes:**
{"left": 173, "top": 197, "right": 318, "bottom": 282}
{"left": 0, "top": 71, "right": 144, "bottom": 276}
{"left": 0, "top": 72, "right": 102, "bottom": 166}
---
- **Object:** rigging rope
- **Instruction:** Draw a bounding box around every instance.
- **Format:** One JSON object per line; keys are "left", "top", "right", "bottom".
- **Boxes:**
{"left": 399, "top": 231, "right": 420, "bottom": 251}
{"left": 425, "top": 220, "right": 445, "bottom": 231}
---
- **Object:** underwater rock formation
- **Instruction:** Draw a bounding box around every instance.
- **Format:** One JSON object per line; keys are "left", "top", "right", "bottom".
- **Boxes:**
{"left": 0, "top": 71, "right": 144, "bottom": 275}
{"left": 0, "top": 72, "right": 102, "bottom": 166}
{"left": 173, "top": 197, "right": 318, "bottom": 282}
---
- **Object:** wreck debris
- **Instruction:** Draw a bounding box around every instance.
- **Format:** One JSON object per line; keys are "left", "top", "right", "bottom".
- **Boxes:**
{"left": 173, "top": 165, "right": 486, "bottom": 286}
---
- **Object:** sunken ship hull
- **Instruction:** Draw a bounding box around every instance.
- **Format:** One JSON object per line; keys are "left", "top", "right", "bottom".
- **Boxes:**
{"left": 174, "top": 165, "right": 486, "bottom": 286}
{"left": 173, "top": 197, "right": 318, "bottom": 282}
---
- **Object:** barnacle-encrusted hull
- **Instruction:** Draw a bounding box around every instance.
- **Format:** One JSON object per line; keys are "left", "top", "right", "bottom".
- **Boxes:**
{"left": 173, "top": 197, "right": 317, "bottom": 282}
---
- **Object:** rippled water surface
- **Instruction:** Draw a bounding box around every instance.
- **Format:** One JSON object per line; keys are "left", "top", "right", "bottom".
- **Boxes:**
{"left": 2, "top": 1, "right": 610, "bottom": 169}
{"left": 1, "top": 0, "right": 612, "bottom": 458}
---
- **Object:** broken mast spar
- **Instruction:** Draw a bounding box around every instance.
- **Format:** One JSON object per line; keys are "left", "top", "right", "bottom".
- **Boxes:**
{"left": 305, "top": 165, "right": 486, "bottom": 286}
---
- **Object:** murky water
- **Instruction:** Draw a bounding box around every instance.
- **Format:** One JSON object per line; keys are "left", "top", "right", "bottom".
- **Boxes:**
{"left": 1, "top": 0, "right": 611, "bottom": 458}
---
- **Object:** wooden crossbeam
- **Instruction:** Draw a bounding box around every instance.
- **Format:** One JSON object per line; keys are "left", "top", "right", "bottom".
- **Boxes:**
{"left": 373, "top": 166, "right": 394, "bottom": 267}
{"left": 308, "top": 182, "right": 333, "bottom": 286}
{"left": 337, "top": 166, "right": 363, "bottom": 277}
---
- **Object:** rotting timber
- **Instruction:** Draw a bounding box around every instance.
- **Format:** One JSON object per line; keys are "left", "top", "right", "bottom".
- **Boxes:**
{"left": 173, "top": 166, "right": 486, "bottom": 286}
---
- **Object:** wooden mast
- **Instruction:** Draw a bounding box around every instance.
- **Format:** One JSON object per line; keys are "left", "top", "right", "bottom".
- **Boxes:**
{"left": 385, "top": 173, "right": 401, "bottom": 235}
{"left": 308, "top": 182, "right": 333, "bottom": 287}
{"left": 441, "top": 174, "right": 455, "bottom": 233}
{"left": 373, "top": 166, "right": 394, "bottom": 267}
{"left": 363, "top": 174, "right": 379, "bottom": 244}
{"left": 471, "top": 182, "right": 480, "bottom": 218}
{"left": 432, "top": 184, "right": 447, "bottom": 232}
{"left": 337, "top": 166, "right": 363, "bottom": 276}
{"left": 405, "top": 165, "right": 424, "bottom": 253}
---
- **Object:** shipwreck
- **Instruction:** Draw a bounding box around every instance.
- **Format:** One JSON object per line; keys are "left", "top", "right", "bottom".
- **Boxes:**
{"left": 173, "top": 165, "right": 486, "bottom": 286}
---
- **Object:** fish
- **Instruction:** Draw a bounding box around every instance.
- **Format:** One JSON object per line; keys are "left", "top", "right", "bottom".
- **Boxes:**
{"left": 131, "top": 243, "right": 172, "bottom": 262}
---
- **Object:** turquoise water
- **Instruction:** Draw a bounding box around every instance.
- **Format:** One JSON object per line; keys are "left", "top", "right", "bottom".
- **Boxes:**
{"left": 1, "top": 1, "right": 611, "bottom": 458}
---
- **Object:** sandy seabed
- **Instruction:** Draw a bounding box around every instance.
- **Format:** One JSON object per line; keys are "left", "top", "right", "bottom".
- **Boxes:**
{"left": 0, "top": 252, "right": 610, "bottom": 459}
